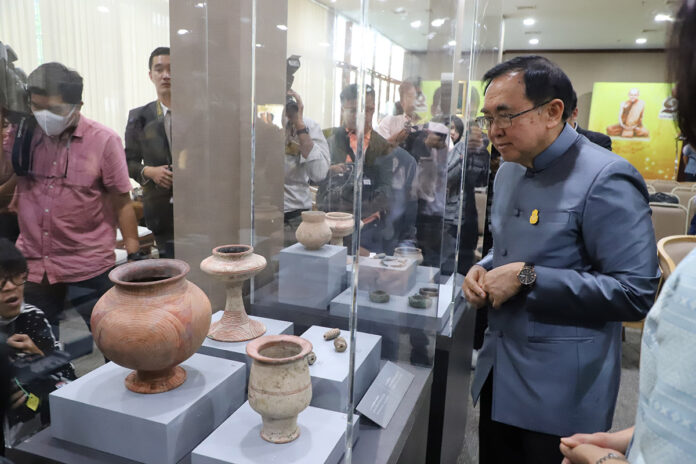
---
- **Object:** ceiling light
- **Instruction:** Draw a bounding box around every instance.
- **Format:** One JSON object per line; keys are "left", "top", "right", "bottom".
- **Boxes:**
{"left": 654, "top": 13, "right": 673, "bottom": 22}
{"left": 194, "top": 2, "right": 206, "bottom": 7}
{"left": 529, "top": 38, "right": 539, "bottom": 45}
{"left": 276, "top": 24, "right": 288, "bottom": 31}
{"left": 431, "top": 18, "right": 446, "bottom": 27}
{"left": 394, "top": 7, "right": 406, "bottom": 14}
{"left": 255, "top": 43, "right": 263, "bottom": 48}
{"left": 97, "top": 5, "right": 109, "bottom": 13}
{"left": 410, "top": 20, "right": 422, "bottom": 28}
{"left": 448, "top": 40, "right": 457, "bottom": 47}
{"left": 177, "top": 29, "right": 190, "bottom": 35}
{"left": 523, "top": 17, "right": 535, "bottom": 26}
{"left": 635, "top": 37, "right": 647, "bottom": 44}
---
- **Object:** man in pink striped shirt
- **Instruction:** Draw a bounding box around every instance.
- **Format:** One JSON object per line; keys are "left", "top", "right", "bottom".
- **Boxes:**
{"left": 10, "top": 62, "right": 139, "bottom": 338}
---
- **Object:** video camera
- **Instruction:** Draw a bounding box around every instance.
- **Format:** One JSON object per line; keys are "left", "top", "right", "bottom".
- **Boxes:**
{"left": 0, "top": 40, "right": 29, "bottom": 123}
{"left": 286, "top": 55, "right": 301, "bottom": 116}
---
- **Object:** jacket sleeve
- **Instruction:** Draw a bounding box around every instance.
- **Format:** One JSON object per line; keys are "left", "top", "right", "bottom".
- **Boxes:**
{"left": 124, "top": 108, "right": 145, "bottom": 181}
{"left": 526, "top": 160, "right": 660, "bottom": 322}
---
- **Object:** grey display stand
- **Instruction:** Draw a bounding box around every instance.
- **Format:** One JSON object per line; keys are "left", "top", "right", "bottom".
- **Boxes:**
{"left": 329, "top": 280, "right": 454, "bottom": 331}
{"left": 356, "top": 256, "right": 417, "bottom": 295}
{"left": 198, "top": 312, "right": 293, "bottom": 378}
{"left": 301, "top": 325, "right": 381, "bottom": 412}
{"left": 50, "top": 354, "right": 246, "bottom": 464}
{"left": 192, "top": 402, "right": 359, "bottom": 464}
{"left": 278, "top": 243, "right": 347, "bottom": 309}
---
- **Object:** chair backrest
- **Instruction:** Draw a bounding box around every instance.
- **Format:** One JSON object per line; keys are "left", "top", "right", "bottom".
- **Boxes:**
{"left": 657, "top": 235, "right": 696, "bottom": 281}
{"left": 475, "top": 192, "right": 487, "bottom": 235}
{"left": 670, "top": 187, "right": 696, "bottom": 208}
{"left": 650, "top": 202, "right": 688, "bottom": 242}
{"left": 651, "top": 179, "right": 679, "bottom": 193}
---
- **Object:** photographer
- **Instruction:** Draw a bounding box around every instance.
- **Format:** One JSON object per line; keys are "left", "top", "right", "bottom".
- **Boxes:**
{"left": 0, "top": 238, "right": 75, "bottom": 447}
{"left": 283, "top": 57, "right": 330, "bottom": 245}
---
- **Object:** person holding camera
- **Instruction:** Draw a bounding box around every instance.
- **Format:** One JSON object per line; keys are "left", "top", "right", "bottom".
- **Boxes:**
{"left": 8, "top": 62, "right": 139, "bottom": 338}
{"left": 0, "top": 238, "right": 75, "bottom": 447}
{"left": 283, "top": 87, "right": 330, "bottom": 245}
{"left": 125, "top": 47, "right": 175, "bottom": 258}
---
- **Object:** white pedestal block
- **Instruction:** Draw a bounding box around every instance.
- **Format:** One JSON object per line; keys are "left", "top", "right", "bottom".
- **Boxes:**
{"left": 356, "top": 256, "right": 417, "bottom": 296}
{"left": 300, "top": 325, "right": 381, "bottom": 412}
{"left": 191, "top": 402, "right": 359, "bottom": 464}
{"left": 329, "top": 280, "right": 453, "bottom": 331}
{"left": 50, "top": 354, "right": 246, "bottom": 464}
{"left": 198, "top": 313, "right": 293, "bottom": 379}
{"left": 278, "top": 243, "right": 347, "bottom": 309}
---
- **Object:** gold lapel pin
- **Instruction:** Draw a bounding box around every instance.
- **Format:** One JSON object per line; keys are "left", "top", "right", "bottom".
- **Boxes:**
{"left": 529, "top": 209, "right": 539, "bottom": 225}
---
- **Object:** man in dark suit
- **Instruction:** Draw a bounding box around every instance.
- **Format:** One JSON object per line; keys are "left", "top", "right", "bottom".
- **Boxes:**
{"left": 125, "top": 47, "right": 174, "bottom": 257}
{"left": 568, "top": 90, "right": 612, "bottom": 151}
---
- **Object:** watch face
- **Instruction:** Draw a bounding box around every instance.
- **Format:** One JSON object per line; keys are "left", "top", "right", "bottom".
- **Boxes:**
{"left": 518, "top": 267, "right": 536, "bottom": 286}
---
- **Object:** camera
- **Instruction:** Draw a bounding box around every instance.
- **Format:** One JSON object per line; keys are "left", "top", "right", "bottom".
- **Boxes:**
{"left": 0, "top": 40, "right": 30, "bottom": 123}
{"left": 286, "top": 55, "right": 301, "bottom": 115}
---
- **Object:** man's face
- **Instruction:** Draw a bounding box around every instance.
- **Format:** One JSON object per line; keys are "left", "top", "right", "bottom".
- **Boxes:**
{"left": 0, "top": 273, "right": 26, "bottom": 320}
{"left": 342, "top": 96, "right": 375, "bottom": 131}
{"left": 149, "top": 54, "right": 171, "bottom": 97}
{"left": 401, "top": 86, "right": 417, "bottom": 115}
{"left": 628, "top": 89, "right": 639, "bottom": 102}
{"left": 481, "top": 72, "right": 553, "bottom": 166}
{"left": 29, "top": 93, "right": 75, "bottom": 117}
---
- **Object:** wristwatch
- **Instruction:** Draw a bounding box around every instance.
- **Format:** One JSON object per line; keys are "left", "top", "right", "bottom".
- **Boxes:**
{"left": 517, "top": 262, "right": 536, "bottom": 288}
{"left": 296, "top": 127, "right": 309, "bottom": 135}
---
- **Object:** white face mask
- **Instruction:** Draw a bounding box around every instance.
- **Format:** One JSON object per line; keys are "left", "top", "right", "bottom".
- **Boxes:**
{"left": 33, "top": 106, "right": 76, "bottom": 136}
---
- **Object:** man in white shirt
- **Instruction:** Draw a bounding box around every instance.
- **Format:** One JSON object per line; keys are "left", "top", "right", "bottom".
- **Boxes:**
{"left": 376, "top": 80, "right": 419, "bottom": 147}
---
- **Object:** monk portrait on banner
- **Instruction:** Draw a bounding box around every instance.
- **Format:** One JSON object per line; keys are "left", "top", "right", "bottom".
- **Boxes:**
{"left": 606, "top": 88, "right": 650, "bottom": 138}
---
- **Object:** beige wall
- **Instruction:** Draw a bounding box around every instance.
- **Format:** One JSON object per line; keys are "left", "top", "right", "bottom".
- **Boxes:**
{"left": 503, "top": 51, "right": 668, "bottom": 127}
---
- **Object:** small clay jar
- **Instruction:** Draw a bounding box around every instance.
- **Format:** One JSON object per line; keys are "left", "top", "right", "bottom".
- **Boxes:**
{"left": 325, "top": 212, "right": 354, "bottom": 246}
{"left": 394, "top": 246, "right": 424, "bottom": 265}
{"left": 369, "top": 290, "right": 390, "bottom": 303}
{"left": 295, "top": 211, "right": 332, "bottom": 250}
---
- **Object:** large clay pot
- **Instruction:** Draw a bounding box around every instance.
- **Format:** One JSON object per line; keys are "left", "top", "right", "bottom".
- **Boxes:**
{"left": 295, "top": 211, "right": 332, "bottom": 250}
{"left": 325, "top": 212, "right": 354, "bottom": 246}
{"left": 394, "top": 246, "right": 424, "bottom": 265}
{"left": 200, "top": 245, "right": 267, "bottom": 342}
{"left": 246, "top": 335, "right": 313, "bottom": 443}
{"left": 91, "top": 259, "right": 212, "bottom": 394}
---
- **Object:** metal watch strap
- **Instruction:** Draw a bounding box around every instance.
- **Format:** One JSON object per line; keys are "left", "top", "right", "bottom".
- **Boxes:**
{"left": 296, "top": 127, "right": 309, "bottom": 135}
{"left": 595, "top": 453, "right": 629, "bottom": 464}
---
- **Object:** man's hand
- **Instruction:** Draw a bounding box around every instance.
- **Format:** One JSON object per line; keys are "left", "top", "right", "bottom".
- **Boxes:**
{"left": 559, "top": 443, "right": 624, "bottom": 464}
{"left": 7, "top": 333, "right": 44, "bottom": 356}
{"left": 482, "top": 262, "right": 524, "bottom": 308}
{"left": 144, "top": 165, "right": 173, "bottom": 189}
{"left": 389, "top": 128, "right": 410, "bottom": 146}
{"left": 287, "top": 89, "right": 305, "bottom": 128}
{"left": 463, "top": 265, "right": 488, "bottom": 308}
{"left": 560, "top": 428, "right": 634, "bottom": 456}
{"left": 329, "top": 163, "right": 348, "bottom": 175}
{"left": 10, "top": 387, "right": 26, "bottom": 409}
{"left": 467, "top": 126, "right": 484, "bottom": 151}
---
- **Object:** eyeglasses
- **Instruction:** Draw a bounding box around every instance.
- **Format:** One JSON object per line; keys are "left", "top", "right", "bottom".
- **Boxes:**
{"left": 475, "top": 100, "right": 552, "bottom": 131}
{"left": 0, "top": 273, "right": 28, "bottom": 289}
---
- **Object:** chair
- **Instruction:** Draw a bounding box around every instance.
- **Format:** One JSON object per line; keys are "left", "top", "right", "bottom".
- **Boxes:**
{"left": 650, "top": 179, "right": 679, "bottom": 193}
{"left": 650, "top": 202, "right": 688, "bottom": 242}
{"left": 670, "top": 186, "right": 696, "bottom": 208}
{"left": 657, "top": 235, "right": 696, "bottom": 282}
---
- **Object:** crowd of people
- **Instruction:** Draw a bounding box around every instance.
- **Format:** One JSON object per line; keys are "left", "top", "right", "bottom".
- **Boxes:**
{"left": 1, "top": 0, "right": 696, "bottom": 462}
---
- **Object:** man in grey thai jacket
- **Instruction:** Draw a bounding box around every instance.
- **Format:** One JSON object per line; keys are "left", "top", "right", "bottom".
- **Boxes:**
{"left": 462, "top": 56, "right": 659, "bottom": 463}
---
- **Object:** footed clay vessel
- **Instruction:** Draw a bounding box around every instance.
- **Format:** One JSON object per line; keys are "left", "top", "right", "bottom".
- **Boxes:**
{"left": 201, "top": 245, "right": 267, "bottom": 342}
{"left": 247, "top": 335, "right": 313, "bottom": 443}
{"left": 91, "top": 259, "right": 212, "bottom": 394}
{"left": 295, "top": 211, "right": 332, "bottom": 250}
{"left": 394, "top": 246, "right": 424, "bottom": 265}
{"left": 325, "top": 212, "right": 354, "bottom": 246}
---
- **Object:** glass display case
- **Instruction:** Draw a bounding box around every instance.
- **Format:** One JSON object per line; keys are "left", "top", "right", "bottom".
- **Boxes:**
{"left": 1, "top": 0, "right": 502, "bottom": 462}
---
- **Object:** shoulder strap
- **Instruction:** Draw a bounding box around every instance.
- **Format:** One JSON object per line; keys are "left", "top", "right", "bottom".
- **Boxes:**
{"left": 11, "top": 116, "right": 36, "bottom": 176}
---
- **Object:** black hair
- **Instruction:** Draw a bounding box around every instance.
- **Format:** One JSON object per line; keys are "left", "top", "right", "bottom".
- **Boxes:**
{"left": 451, "top": 116, "right": 464, "bottom": 144}
{"left": 27, "top": 62, "right": 83, "bottom": 104}
{"left": 340, "top": 83, "right": 375, "bottom": 103}
{"left": 0, "top": 238, "right": 27, "bottom": 278}
{"left": 482, "top": 55, "right": 574, "bottom": 121}
{"left": 669, "top": 1, "right": 696, "bottom": 145}
{"left": 569, "top": 90, "right": 578, "bottom": 113}
{"left": 149, "top": 47, "right": 170, "bottom": 70}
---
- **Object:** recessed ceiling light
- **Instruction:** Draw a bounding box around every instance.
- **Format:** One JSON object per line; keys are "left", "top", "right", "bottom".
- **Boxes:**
{"left": 255, "top": 43, "right": 263, "bottom": 48}
{"left": 177, "top": 29, "right": 190, "bottom": 35}
{"left": 635, "top": 37, "right": 647, "bottom": 44}
{"left": 276, "top": 24, "right": 288, "bottom": 31}
{"left": 431, "top": 18, "right": 446, "bottom": 27}
{"left": 410, "top": 20, "right": 422, "bottom": 28}
{"left": 654, "top": 13, "right": 673, "bottom": 22}
{"left": 97, "top": 5, "right": 109, "bottom": 13}
{"left": 529, "top": 38, "right": 539, "bottom": 45}
{"left": 448, "top": 40, "right": 457, "bottom": 47}
{"left": 523, "top": 17, "right": 535, "bottom": 26}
